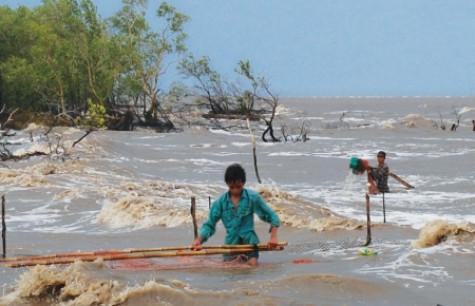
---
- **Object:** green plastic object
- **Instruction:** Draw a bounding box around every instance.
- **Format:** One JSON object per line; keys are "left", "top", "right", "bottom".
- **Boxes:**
{"left": 349, "top": 156, "right": 359, "bottom": 170}
{"left": 358, "top": 248, "right": 378, "bottom": 256}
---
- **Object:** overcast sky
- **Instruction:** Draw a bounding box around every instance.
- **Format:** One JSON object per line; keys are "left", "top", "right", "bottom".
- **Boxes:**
{"left": 3, "top": 0, "right": 475, "bottom": 97}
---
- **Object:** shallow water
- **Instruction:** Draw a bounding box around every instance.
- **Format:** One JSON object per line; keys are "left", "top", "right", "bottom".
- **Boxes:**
{"left": 0, "top": 97, "right": 474, "bottom": 305}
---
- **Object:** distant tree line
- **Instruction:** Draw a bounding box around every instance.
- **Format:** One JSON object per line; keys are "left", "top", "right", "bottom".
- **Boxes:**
{"left": 0, "top": 0, "right": 284, "bottom": 141}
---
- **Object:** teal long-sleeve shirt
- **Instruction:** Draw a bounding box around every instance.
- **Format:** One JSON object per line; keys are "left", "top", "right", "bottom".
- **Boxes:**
{"left": 199, "top": 188, "right": 280, "bottom": 245}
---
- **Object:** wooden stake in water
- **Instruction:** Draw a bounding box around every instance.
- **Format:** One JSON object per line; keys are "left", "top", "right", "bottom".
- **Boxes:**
{"left": 247, "top": 119, "right": 262, "bottom": 184}
{"left": 2, "top": 195, "right": 6, "bottom": 258}
{"left": 363, "top": 193, "right": 372, "bottom": 246}
{"left": 382, "top": 192, "right": 386, "bottom": 223}
{"left": 191, "top": 197, "right": 198, "bottom": 239}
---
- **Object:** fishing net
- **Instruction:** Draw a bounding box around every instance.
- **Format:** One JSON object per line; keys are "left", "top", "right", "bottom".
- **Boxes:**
{"left": 283, "top": 236, "right": 381, "bottom": 253}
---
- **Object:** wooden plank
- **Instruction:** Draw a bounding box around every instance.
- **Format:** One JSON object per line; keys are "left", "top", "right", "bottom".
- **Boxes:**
{"left": 389, "top": 172, "right": 414, "bottom": 189}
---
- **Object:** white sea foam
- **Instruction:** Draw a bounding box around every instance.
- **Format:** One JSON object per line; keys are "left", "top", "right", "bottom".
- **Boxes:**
{"left": 185, "top": 158, "right": 224, "bottom": 166}
{"left": 231, "top": 142, "right": 250, "bottom": 147}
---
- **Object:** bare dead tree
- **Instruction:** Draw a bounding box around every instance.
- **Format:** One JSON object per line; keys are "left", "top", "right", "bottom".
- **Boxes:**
{"left": 280, "top": 116, "right": 312, "bottom": 143}
{"left": 0, "top": 107, "right": 18, "bottom": 136}
{"left": 0, "top": 108, "right": 18, "bottom": 161}
{"left": 296, "top": 120, "right": 311, "bottom": 142}
{"left": 339, "top": 112, "right": 350, "bottom": 129}
{"left": 258, "top": 79, "right": 280, "bottom": 142}
{"left": 450, "top": 106, "right": 461, "bottom": 131}
{"left": 280, "top": 122, "right": 290, "bottom": 142}
{"left": 438, "top": 108, "right": 446, "bottom": 130}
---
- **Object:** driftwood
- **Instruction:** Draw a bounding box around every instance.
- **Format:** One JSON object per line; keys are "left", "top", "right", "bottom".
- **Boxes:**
{"left": 0, "top": 128, "right": 93, "bottom": 162}
{"left": 72, "top": 130, "right": 93, "bottom": 147}
{"left": 1, "top": 151, "right": 48, "bottom": 162}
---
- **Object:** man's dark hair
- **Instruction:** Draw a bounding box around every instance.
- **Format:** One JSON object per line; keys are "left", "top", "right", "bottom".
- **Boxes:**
{"left": 224, "top": 163, "right": 246, "bottom": 184}
{"left": 377, "top": 151, "right": 386, "bottom": 158}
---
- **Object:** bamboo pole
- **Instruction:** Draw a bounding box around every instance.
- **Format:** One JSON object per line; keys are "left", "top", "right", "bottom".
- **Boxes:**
{"left": 2, "top": 195, "right": 5, "bottom": 258}
{"left": 363, "top": 193, "right": 372, "bottom": 246}
{"left": 5, "top": 246, "right": 285, "bottom": 268}
{"left": 0, "top": 242, "right": 288, "bottom": 264}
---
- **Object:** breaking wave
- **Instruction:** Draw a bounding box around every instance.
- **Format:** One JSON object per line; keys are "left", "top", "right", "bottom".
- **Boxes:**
{"left": 411, "top": 220, "right": 475, "bottom": 249}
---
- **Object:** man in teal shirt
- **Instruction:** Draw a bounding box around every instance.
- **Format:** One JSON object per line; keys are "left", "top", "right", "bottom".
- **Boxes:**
{"left": 192, "top": 164, "right": 280, "bottom": 265}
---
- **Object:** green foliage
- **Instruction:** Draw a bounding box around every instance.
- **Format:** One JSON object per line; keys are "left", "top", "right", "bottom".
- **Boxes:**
{"left": 178, "top": 54, "right": 231, "bottom": 114}
{"left": 179, "top": 56, "right": 273, "bottom": 116}
{"left": 108, "top": 1, "right": 189, "bottom": 126}
{"left": 178, "top": 55, "right": 280, "bottom": 141}
{"left": 0, "top": 0, "right": 189, "bottom": 129}
{"left": 236, "top": 60, "right": 258, "bottom": 89}
{"left": 74, "top": 99, "right": 106, "bottom": 129}
{"left": 236, "top": 90, "right": 254, "bottom": 113}
{"left": 157, "top": 2, "right": 190, "bottom": 53}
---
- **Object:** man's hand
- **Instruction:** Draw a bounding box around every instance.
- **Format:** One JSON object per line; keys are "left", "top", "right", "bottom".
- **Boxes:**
{"left": 191, "top": 237, "right": 202, "bottom": 250}
{"left": 267, "top": 236, "right": 278, "bottom": 249}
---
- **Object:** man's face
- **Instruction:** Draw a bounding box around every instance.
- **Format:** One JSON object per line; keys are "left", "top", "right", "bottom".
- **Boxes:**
{"left": 227, "top": 180, "right": 244, "bottom": 197}
{"left": 377, "top": 155, "right": 385, "bottom": 164}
